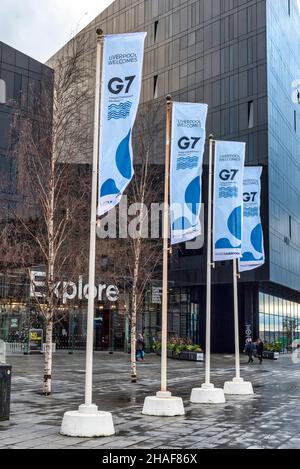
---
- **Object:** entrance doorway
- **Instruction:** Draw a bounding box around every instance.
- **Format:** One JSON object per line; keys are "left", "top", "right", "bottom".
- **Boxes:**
{"left": 95, "top": 310, "right": 110, "bottom": 351}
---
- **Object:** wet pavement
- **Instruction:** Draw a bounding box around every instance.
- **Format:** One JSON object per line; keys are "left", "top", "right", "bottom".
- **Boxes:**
{"left": 0, "top": 352, "right": 300, "bottom": 449}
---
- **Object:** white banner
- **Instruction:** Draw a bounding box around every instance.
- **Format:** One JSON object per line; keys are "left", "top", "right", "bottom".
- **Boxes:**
{"left": 98, "top": 33, "right": 146, "bottom": 216}
{"left": 170, "top": 102, "right": 208, "bottom": 245}
{"left": 213, "top": 141, "right": 246, "bottom": 261}
{"left": 239, "top": 167, "right": 265, "bottom": 272}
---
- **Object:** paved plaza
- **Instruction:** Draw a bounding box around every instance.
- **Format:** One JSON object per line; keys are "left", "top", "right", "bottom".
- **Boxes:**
{"left": 0, "top": 352, "right": 300, "bottom": 449}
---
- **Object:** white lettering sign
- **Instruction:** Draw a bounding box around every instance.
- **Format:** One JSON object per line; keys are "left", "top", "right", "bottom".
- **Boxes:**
{"left": 30, "top": 271, "right": 119, "bottom": 304}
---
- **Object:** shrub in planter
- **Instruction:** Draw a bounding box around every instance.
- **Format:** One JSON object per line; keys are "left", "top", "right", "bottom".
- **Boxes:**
{"left": 167, "top": 343, "right": 176, "bottom": 352}
{"left": 264, "top": 342, "right": 282, "bottom": 353}
{"left": 154, "top": 338, "right": 203, "bottom": 360}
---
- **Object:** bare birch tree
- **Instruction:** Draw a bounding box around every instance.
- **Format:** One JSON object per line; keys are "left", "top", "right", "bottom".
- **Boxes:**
{"left": 100, "top": 101, "right": 164, "bottom": 382}
{"left": 6, "top": 36, "right": 92, "bottom": 395}
{"left": 128, "top": 102, "right": 165, "bottom": 382}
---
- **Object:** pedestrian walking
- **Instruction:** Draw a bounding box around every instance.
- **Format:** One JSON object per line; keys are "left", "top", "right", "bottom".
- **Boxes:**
{"left": 256, "top": 338, "right": 264, "bottom": 364}
{"left": 245, "top": 338, "right": 254, "bottom": 364}
{"left": 136, "top": 333, "right": 145, "bottom": 362}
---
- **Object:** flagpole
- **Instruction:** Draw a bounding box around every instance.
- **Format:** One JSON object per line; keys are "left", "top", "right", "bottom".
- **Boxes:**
{"left": 84, "top": 29, "right": 104, "bottom": 408}
{"left": 142, "top": 96, "right": 184, "bottom": 416}
{"left": 205, "top": 135, "right": 214, "bottom": 386}
{"left": 61, "top": 29, "right": 115, "bottom": 437}
{"left": 233, "top": 259, "right": 241, "bottom": 380}
{"left": 160, "top": 94, "right": 172, "bottom": 394}
{"left": 223, "top": 257, "right": 253, "bottom": 396}
{"left": 190, "top": 136, "right": 225, "bottom": 404}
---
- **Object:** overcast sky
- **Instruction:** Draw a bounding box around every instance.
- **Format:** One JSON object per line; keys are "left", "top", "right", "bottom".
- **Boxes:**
{"left": 0, "top": 0, "right": 114, "bottom": 63}
{"left": 1, "top": 0, "right": 300, "bottom": 64}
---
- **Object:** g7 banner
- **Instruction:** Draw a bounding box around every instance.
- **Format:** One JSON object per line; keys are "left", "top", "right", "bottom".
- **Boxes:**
{"left": 239, "top": 166, "right": 265, "bottom": 272}
{"left": 170, "top": 102, "right": 208, "bottom": 245}
{"left": 213, "top": 141, "right": 246, "bottom": 261}
{"left": 98, "top": 33, "right": 146, "bottom": 216}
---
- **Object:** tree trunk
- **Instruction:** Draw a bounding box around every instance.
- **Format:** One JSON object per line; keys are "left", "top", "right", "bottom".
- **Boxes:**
{"left": 43, "top": 154, "right": 55, "bottom": 396}
{"left": 130, "top": 173, "right": 146, "bottom": 383}
{"left": 43, "top": 316, "right": 53, "bottom": 395}
{"left": 131, "top": 236, "right": 142, "bottom": 383}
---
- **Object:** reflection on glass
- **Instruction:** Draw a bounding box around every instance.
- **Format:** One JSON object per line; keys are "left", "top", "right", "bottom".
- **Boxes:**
{"left": 258, "top": 292, "right": 300, "bottom": 352}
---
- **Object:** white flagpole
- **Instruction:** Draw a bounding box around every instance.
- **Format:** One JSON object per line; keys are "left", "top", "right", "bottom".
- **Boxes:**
{"left": 84, "top": 29, "right": 104, "bottom": 408}
{"left": 190, "top": 136, "right": 225, "bottom": 404}
{"left": 223, "top": 257, "right": 253, "bottom": 395}
{"left": 61, "top": 29, "right": 115, "bottom": 436}
{"left": 233, "top": 258, "right": 241, "bottom": 380}
{"left": 205, "top": 135, "right": 214, "bottom": 386}
{"left": 142, "top": 96, "right": 184, "bottom": 416}
{"left": 160, "top": 95, "right": 172, "bottom": 394}
{"left": 223, "top": 214, "right": 254, "bottom": 395}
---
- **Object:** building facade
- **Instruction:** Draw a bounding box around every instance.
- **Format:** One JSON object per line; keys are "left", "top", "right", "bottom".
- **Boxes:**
{"left": 0, "top": 41, "right": 53, "bottom": 219}
{"left": 0, "top": 42, "right": 54, "bottom": 343}
{"left": 47, "top": 0, "right": 300, "bottom": 353}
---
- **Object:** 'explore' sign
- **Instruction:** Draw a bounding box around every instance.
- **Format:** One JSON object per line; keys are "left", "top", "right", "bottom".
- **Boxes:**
{"left": 30, "top": 271, "right": 119, "bottom": 304}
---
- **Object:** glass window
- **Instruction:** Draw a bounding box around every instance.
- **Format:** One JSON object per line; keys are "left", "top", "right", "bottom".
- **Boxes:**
{"left": 259, "top": 292, "right": 264, "bottom": 313}
{"left": 259, "top": 294, "right": 300, "bottom": 350}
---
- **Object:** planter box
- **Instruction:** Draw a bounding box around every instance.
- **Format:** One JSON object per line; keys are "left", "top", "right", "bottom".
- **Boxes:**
{"left": 263, "top": 351, "right": 279, "bottom": 360}
{"left": 157, "top": 351, "right": 204, "bottom": 362}
{"left": 179, "top": 351, "right": 204, "bottom": 362}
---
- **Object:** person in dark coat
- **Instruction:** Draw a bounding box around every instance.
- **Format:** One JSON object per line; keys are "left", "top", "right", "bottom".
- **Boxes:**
{"left": 245, "top": 338, "right": 254, "bottom": 364}
{"left": 256, "top": 339, "right": 264, "bottom": 364}
{"left": 136, "top": 333, "right": 145, "bottom": 362}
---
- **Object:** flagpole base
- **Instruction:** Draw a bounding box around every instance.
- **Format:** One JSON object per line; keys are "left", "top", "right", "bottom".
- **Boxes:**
{"left": 60, "top": 404, "right": 115, "bottom": 438}
{"left": 190, "top": 383, "right": 226, "bottom": 404}
{"left": 224, "top": 378, "right": 254, "bottom": 396}
{"left": 142, "top": 392, "right": 185, "bottom": 417}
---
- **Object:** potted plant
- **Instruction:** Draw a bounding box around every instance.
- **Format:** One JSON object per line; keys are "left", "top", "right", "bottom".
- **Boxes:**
{"left": 263, "top": 342, "right": 282, "bottom": 360}
{"left": 154, "top": 337, "right": 204, "bottom": 362}
{"left": 180, "top": 344, "right": 204, "bottom": 362}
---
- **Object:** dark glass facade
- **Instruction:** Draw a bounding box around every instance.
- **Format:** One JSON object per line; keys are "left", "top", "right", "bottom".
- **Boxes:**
{"left": 0, "top": 43, "right": 53, "bottom": 344}
{"left": 0, "top": 41, "right": 53, "bottom": 219}
{"left": 47, "top": 0, "right": 300, "bottom": 353}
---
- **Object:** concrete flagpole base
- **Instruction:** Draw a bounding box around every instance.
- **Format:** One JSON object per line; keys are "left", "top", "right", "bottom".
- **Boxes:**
{"left": 190, "top": 383, "right": 226, "bottom": 404}
{"left": 142, "top": 391, "right": 185, "bottom": 417}
{"left": 60, "top": 404, "right": 115, "bottom": 438}
{"left": 224, "top": 377, "right": 254, "bottom": 396}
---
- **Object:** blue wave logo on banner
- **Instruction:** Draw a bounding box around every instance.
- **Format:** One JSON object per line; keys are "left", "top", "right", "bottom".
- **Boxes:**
{"left": 176, "top": 156, "right": 199, "bottom": 171}
{"left": 244, "top": 207, "right": 259, "bottom": 218}
{"left": 219, "top": 186, "right": 238, "bottom": 199}
{"left": 108, "top": 102, "right": 133, "bottom": 120}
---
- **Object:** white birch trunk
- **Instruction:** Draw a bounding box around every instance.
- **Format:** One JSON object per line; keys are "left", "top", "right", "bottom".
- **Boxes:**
{"left": 131, "top": 240, "right": 140, "bottom": 383}
{"left": 43, "top": 155, "right": 55, "bottom": 396}
{"left": 43, "top": 317, "right": 53, "bottom": 395}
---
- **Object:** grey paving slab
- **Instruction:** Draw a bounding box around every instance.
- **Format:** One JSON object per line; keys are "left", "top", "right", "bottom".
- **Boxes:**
{"left": 0, "top": 352, "right": 299, "bottom": 449}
